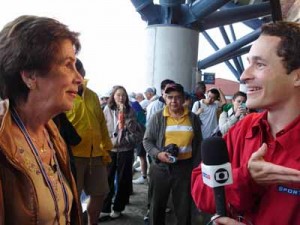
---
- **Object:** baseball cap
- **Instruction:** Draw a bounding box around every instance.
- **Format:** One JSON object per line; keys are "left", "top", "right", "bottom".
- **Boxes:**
{"left": 164, "top": 83, "right": 184, "bottom": 95}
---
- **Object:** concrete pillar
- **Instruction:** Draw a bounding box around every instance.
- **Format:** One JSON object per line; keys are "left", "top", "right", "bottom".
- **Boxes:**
{"left": 145, "top": 25, "right": 199, "bottom": 93}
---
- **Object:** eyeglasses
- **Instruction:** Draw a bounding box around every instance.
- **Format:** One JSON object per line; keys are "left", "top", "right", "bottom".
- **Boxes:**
{"left": 166, "top": 95, "right": 182, "bottom": 101}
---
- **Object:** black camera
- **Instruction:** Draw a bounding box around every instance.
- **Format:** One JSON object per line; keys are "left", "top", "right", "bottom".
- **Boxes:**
{"left": 163, "top": 144, "right": 179, "bottom": 163}
{"left": 163, "top": 144, "right": 179, "bottom": 157}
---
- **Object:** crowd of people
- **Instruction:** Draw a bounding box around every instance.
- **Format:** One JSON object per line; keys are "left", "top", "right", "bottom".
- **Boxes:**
{"left": 0, "top": 14, "right": 299, "bottom": 225}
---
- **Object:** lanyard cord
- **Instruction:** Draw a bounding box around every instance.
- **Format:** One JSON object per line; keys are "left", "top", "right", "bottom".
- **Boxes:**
{"left": 46, "top": 131, "right": 70, "bottom": 224}
{"left": 11, "top": 108, "right": 70, "bottom": 225}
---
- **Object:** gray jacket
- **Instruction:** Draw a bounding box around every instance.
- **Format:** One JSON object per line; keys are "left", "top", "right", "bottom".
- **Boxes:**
{"left": 143, "top": 109, "right": 202, "bottom": 168}
{"left": 104, "top": 106, "right": 144, "bottom": 153}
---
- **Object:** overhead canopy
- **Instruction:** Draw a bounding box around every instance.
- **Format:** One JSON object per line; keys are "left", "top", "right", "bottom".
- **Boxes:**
{"left": 130, "top": 0, "right": 284, "bottom": 80}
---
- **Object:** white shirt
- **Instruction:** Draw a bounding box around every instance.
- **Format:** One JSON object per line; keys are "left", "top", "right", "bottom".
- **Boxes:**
{"left": 192, "top": 99, "right": 219, "bottom": 139}
{"left": 146, "top": 98, "right": 164, "bottom": 123}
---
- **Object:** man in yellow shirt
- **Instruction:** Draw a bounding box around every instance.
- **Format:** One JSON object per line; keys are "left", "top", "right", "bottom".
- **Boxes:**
{"left": 66, "top": 59, "right": 113, "bottom": 225}
{"left": 143, "top": 83, "right": 202, "bottom": 225}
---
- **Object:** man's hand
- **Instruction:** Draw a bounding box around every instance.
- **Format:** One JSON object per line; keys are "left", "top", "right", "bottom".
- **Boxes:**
{"left": 157, "top": 152, "right": 172, "bottom": 163}
{"left": 196, "top": 107, "right": 204, "bottom": 115}
{"left": 214, "top": 217, "right": 246, "bottom": 225}
{"left": 248, "top": 143, "right": 300, "bottom": 184}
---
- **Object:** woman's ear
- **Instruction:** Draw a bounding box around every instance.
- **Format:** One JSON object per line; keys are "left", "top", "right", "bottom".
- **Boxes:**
{"left": 20, "top": 70, "right": 37, "bottom": 89}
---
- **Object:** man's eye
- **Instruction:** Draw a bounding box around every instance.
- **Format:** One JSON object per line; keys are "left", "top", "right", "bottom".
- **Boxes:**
{"left": 256, "top": 63, "right": 265, "bottom": 68}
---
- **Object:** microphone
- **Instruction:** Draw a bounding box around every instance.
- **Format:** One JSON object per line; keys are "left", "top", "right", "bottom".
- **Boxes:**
{"left": 201, "top": 136, "right": 233, "bottom": 216}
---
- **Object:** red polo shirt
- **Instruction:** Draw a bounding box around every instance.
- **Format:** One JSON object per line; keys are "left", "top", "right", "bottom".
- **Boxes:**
{"left": 192, "top": 111, "right": 300, "bottom": 225}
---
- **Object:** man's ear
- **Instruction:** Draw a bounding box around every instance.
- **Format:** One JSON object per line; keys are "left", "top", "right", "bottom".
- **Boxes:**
{"left": 294, "top": 68, "right": 300, "bottom": 87}
{"left": 20, "top": 70, "right": 37, "bottom": 89}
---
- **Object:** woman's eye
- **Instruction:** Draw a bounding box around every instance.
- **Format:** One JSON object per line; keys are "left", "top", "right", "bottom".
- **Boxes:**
{"left": 66, "top": 62, "right": 75, "bottom": 70}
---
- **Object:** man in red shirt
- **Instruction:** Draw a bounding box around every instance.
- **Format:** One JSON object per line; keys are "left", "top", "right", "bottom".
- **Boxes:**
{"left": 191, "top": 21, "right": 300, "bottom": 225}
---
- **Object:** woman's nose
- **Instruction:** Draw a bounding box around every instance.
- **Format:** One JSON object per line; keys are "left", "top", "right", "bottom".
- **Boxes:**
{"left": 75, "top": 71, "right": 83, "bottom": 85}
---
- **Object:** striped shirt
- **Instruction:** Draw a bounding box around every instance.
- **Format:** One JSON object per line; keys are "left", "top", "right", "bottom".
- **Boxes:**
{"left": 163, "top": 106, "right": 194, "bottom": 160}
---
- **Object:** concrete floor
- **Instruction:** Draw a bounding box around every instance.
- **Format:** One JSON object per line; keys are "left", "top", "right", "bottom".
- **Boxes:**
{"left": 84, "top": 172, "right": 211, "bottom": 225}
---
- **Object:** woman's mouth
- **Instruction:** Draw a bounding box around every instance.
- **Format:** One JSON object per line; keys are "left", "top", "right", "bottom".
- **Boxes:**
{"left": 67, "top": 90, "right": 78, "bottom": 98}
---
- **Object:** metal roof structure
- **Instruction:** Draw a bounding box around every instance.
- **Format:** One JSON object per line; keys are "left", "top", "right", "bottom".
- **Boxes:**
{"left": 130, "top": 0, "right": 284, "bottom": 81}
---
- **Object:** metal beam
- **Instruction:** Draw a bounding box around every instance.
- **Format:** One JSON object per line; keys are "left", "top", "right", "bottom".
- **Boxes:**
{"left": 219, "top": 26, "right": 243, "bottom": 74}
{"left": 202, "top": 31, "right": 240, "bottom": 79}
{"left": 229, "top": 24, "right": 245, "bottom": 71}
{"left": 199, "top": 46, "right": 251, "bottom": 70}
{"left": 198, "top": 2, "right": 271, "bottom": 30}
{"left": 199, "top": 29, "right": 260, "bottom": 68}
{"left": 198, "top": 28, "right": 260, "bottom": 80}
{"left": 182, "top": 0, "right": 231, "bottom": 24}
{"left": 130, "top": 0, "right": 162, "bottom": 24}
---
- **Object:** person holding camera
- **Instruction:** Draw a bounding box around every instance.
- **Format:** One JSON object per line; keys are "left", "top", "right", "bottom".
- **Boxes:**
{"left": 218, "top": 91, "right": 247, "bottom": 135}
{"left": 143, "top": 83, "right": 202, "bottom": 225}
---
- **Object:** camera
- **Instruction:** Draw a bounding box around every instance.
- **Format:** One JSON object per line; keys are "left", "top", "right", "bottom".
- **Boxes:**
{"left": 163, "top": 144, "right": 179, "bottom": 157}
{"left": 163, "top": 144, "right": 179, "bottom": 163}
{"left": 168, "top": 156, "right": 177, "bottom": 163}
{"left": 240, "top": 103, "right": 247, "bottom": 109}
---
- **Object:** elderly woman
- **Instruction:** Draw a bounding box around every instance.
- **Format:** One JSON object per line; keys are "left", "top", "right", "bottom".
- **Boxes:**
{"left": 0, "top": 16, "right": 83, "bottom": 225}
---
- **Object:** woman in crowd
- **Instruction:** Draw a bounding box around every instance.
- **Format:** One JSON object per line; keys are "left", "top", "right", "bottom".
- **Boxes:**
{"left": 218, "top": 91, "right": 247, "bottom": 135}
{"left": 101, "top": 85, "right": 144, "bottom": 219}
{"left": 0, "top": 15, "right": 83, "bottom": 225}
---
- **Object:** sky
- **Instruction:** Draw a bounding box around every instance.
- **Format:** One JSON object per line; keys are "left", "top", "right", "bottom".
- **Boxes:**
{"left": 0, "top": 0, "right": 251, "bottom": 95}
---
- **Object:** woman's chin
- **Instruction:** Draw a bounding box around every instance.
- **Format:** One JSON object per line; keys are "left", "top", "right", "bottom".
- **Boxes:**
{"left": 62, "top": 102, "right": 74, "bottom": 112}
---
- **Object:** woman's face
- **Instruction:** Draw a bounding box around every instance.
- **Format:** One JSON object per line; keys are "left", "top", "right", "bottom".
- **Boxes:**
{"left": 113, "top": 88, "right": 127, "bottom": 107}
{"left": 31, "top": 39, "right": 83, "bottom": 114}
{"left": 232, "top": 96, "right": 246, "bottom": 111}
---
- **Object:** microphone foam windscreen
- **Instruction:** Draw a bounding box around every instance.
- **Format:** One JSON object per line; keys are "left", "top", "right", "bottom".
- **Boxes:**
{"left": 201, "top": 137, "right": 229, "bottom": 165}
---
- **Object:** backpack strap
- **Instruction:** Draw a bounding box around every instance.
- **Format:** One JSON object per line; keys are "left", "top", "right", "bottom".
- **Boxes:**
{"left": 198, "top": 100, "right": 201, "bottom": 109}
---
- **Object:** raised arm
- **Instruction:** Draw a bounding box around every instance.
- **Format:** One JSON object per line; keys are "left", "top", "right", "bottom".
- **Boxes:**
{"left": 217, "top": 88, "right": 227, "bottom": 107}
